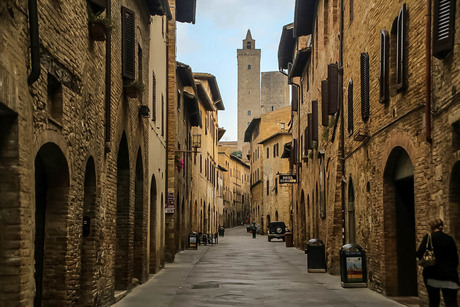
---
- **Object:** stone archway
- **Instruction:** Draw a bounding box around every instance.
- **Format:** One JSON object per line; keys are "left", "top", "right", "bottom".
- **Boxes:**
{"left": 34, "top": 143, "right": 69, "bottom": 306}
{"left": 115, "top": 133, "right": 130, "bottom": 290}
{"left": 79, "top": 157, "right": 97, "bottom": 305}
{"left": 134, "top": 149, "right": 146, "bottom": 282}
{"left": 149, "top": 174, "right": 158, "bottom": 274}
{"left": 383, "top": 146, "right": 417, "bottom": 296}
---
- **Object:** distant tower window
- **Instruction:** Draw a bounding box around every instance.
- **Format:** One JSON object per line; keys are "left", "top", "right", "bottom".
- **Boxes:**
{"left": 271, "top": 106, "right": 274, "bottom": 111}
{"left": 248, "top": 65, "right": 251, "bottom": 70}
{"left": 248, "top": 110, "right": 251, "bottom": 116}
{"left": 247, "top": 41, "right": 252, "bottom": 49}
{"left": 281, "top": 122, "right": 285, "bottom": 130}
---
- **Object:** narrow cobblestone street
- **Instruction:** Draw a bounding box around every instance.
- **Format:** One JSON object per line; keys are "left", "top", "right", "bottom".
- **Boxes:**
{"left": 114, "top": 227, "right": 402, "bottom": 307}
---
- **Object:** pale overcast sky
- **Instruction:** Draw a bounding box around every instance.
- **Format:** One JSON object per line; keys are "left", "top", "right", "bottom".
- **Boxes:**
{"left": 177, "top": 0, "right": 295, "bottom": 141}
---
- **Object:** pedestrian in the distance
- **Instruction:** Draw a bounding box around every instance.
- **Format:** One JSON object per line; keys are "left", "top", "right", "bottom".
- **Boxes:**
{"left": 416, "top": 217, "right": 459, "bottom": 307}
{"left": 252, "top": 223, "right": 257, "bottom": 239}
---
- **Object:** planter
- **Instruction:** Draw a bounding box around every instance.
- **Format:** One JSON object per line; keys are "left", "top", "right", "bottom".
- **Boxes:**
{"left": 89, "top": 21, "right": 106, "bottom": 41}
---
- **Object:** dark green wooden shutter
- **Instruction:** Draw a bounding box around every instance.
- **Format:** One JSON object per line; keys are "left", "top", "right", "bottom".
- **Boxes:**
{"left": 312, "top": 100, "right": 318, "bottom": 141}
{"left": 291, "top": 86, "right": 299, "bottom": 112}
{"left": 328, "top": 63, "right": 338, "bottom": 114}
{"left": 379, "top": 30, "right": 389, "bottom": 104}
{"left": 396, "top": 4, "right": 406, "bottom": 91}
{"left": 433, "top": 0, "right": 456, "bottom": 59}
{"left": 321, "top": 80, "right": 329, "bottom": 126}
{"left": 361, "top": 52, "right": 370, "bottom": 122}
{"left": 122, "top": 7, "right": 135, "bottom": 80}
{"left": 347, "top": 79, "right": 354, "bottom": 135}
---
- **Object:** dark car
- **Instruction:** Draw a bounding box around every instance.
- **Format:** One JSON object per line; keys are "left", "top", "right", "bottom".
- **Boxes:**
{"left": 268, "top": 221, "right": 286, "bottom": 242}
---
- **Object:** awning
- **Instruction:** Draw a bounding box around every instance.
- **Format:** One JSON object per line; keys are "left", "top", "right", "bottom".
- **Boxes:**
{"left": 294, "top": 0, "right": 318, "bottom": 37}
{"left": 177, "top": 62, "right": 196, "bottom": 90}
{"left": 176, "top": 0, "right": 196, "bottom": 24}
{"left": 218, "top": 127, "right": 226, "bottom": 141}
{"left": 218, "top": 164, "right": 228, "bottom": 172}
{"left": 184, "top": 91, "right": 202, "bottom": 127}
{"left": 196, "top": 82, "right": 215, "bottom": 111}
{"left": 144, "top": 0, "right": 172, "bottom": 19}
{"left": 278, "top": 23, "right": 295, "bottom": 71}
{"left": 194, "top": 73, "right": 225, "bottom": 110}
{"left": 289, "top": 48, "right": 311, "bottom": 79}
{"left": 281, "top": 142, "right": 292, "bottom": 159}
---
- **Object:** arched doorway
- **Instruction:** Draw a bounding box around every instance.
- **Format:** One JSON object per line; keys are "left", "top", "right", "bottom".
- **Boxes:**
{"left": 383, "top": 146, "right": 417, "bottom": 296}
{"left": 347, "top": 177, "right": 356, "bottom": 243}
{"left": 448, "top": 162, "right": 460, "bottom": 267}
{"left": 34, "top": 143, "right": 69, "bottom": 306}
{"left": 115, "top": 133, "right": 130, "bottom": 290}
{"left": 134, "top": 149, "right": 145, "bottom": 282}
{"left": 149, "top": 175, "right": 157, "bottom": 274}
{"left": 80, "top": 157, "right": 97, "bottom": 305}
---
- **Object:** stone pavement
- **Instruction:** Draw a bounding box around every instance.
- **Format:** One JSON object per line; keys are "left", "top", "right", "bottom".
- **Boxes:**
{"left": 113, "top": 227, "right": 403, "bottom": 307}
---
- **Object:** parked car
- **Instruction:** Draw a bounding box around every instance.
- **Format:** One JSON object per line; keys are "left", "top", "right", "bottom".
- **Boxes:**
{"left": 268, "top": 221, "right": 286, "bottom": 242}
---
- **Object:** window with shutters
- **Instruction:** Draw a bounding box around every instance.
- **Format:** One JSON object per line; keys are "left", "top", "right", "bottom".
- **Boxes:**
{"left": 302, "top": 134, "right": 305, "bottom": 157}
{"left": 324, "top": 0, "right": 329, "bottom": 45}
{"left": 267, "top": 180, "right": 270, "bottom": 195}
{"left": 122, "top": 7, "right": 135, "bottom": 80}
{"left": 177, "top": 90, "right": 181, "bottom": 111}
{"left": 347, "top": 79, "right": 354, "bottom": 135}
{"left": 349, "top": 0, "right": 354, "bottom": 23}
{"left": 267, "top": 147, "right": 270, "bottom": 159}
{"left": 312, "top": 100, "right": 318, "bottom": 141}
{"left": 433, "top": 0, "right": 456, "bottom": 59}
{"left": 328, "top": 63, "right": 338, "bottom": 114}
{"left": 152, "top": 72, "right": 156, "bottom": 121}
{"left": 321, "top": 80, "right": 329, "bottom": 126}
{"left": 291, "top": 86, "right": 299, "bottom": 112}
{"left": 361, "top": 52, "right": 370, "bottom": 122}
{"left": 396, "top": 4, "right": 406, "bottom": 91}
{"left": 379, "top": 30, "right": 389, "bottom": 104}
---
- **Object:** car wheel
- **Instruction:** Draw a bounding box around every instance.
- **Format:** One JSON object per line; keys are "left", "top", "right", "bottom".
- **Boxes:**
{"left": 276, "top": 227, "right": 283, "bottom": 234}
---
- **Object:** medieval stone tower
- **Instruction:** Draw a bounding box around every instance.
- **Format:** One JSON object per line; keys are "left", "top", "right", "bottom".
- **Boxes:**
{"left": 237, "top": 30, "right": 289, "bottom": 151}
{"left": 237, "top": 30, "right": 261, "bottom": 150}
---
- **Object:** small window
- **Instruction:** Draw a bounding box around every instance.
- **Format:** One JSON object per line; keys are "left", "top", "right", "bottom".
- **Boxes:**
{"left": 271, "top": 106, "right": 274, "bottom": 111}
{"left": 361, "top": 52, "right": 370, "bottom": 122}
{"left": 433, "top": 0, "right": 456, "bottom": 58}
{"left": 47, "top": 73, "right": 63, "bottom": 122}
{"left": 380, "top": 30, "right": 389, "bottom": 104}
{"left": 177, "top": 90, "right": 181, "bottom": 111}
{"left": 248, "top": 110, "right": 251, "bottom": 116}
{"left": 267, "top": 147, "right": 270, "bottom": 159}
{"left": 312, "top": 100, "right": 318, "bottom": 141}
{"left": 281, "top": 123, "right": 285, "bottom": 130}
{"left": 247, "top": 41, "right": 252, "bottom": 49}
{"left": 347, "top": 79, "right": 354, "bottom": 135}
{"left": 349, "top": 0, "right": 354, "bottom": 22}
{"left": 248, "top": 64, "right": 251, "bottom": 70}
{"left": 396, "top": 4, "right": 407, "bottom": 91}
{"left": 266, "top": 180, "right": 270, "bottom": 195}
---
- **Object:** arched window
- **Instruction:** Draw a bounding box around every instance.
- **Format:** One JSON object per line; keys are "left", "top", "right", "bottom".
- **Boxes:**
{"left": 247, "top": 41, "right": 252, "bottom": 49}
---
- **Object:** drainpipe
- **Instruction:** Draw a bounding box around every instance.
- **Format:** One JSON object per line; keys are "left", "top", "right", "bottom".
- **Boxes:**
{"left": 425, "top": 0, "right": 432, "bottom": 144}
{"left": 105, "top": 0, "right": 112, "bottom": 149}
{"left": 27, "top": 0, "right": 40, "bottom": 85}
{"left": 339, "top": 0, "right": 346, "bottom": 246}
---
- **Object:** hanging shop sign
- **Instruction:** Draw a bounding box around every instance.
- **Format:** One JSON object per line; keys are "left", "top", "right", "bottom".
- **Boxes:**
{"left": 165, "top": 192, "right": 175, "bottom": 214}
{"left": 279, "top": 173, "right": 297, "bottom": 184}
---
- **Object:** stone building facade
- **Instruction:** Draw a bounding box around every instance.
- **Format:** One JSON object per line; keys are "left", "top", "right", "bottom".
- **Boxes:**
{"left": 244, "top": 106, "right": 291, "bottom": 233}
{"left": 279, "top": 0, "right": 460, "bottom": 304}
{"left": 0, "top": 0, "right": 195, "bottom": 305}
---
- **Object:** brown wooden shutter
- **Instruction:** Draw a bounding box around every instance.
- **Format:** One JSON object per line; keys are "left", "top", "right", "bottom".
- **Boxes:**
{"left": 321, "top": 80, "right": 329, "bottom": 126}
{"left": 152, "top": 72, "right": 156, "bottom": 121}
{"left": 433, "top": 0, "right": 456, "bottom": 59}
{"left": 122, "top": 7, "right": 135, "bottom": 80}
{"left": 304, "top": 127, "right": 308, "bottom": 154}
{"left": 307, "top": 113, "right": 313, "bottom": 150}
{"left": 396, "top": 4, "right": 406, "bottom": 91}
{"left": 379, "top": 30, "right": 389, "bottom": 104}
{"left": 328, "top": 63, "right": 338, "bottom": 114}
{"left": 291, "top": 86, "right": 299, "bottom": 111}
{"left": 312, "top": 100, "right": 318, "bottom": 141}
{"left": 347, "top": 79, "right": 354, "bottom": 134}
{"left": 361, "top": 52, "right": 370, "bottom": 121}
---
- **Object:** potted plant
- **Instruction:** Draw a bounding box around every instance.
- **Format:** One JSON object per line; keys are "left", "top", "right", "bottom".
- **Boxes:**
{"left": 124, "top": 80, "right": 145, "bottom": 98}
{"left": 88, "top": 12, "right": 112, "bottom": 41}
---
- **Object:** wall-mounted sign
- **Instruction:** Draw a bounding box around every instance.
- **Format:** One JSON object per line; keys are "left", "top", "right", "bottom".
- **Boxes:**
{"left": 279, "top": 174, "right": 297, "bottom": 184}
{"left": 165, "top": 192, "right": 175, "bottom": 214}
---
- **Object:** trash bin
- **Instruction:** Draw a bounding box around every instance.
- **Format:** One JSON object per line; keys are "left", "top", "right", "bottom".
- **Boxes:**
{"left": 219, "top": 226, "right": 225, "bottom": 237}
{"left": 187, "top": 233, "right": 198, "bottom": 250}
{"left": 305, "top": 239, "right": 326, "bottom": 272}
{"left": 340, "top": 243, "right": 367, "bottom": 288}
{"left": 285, "top": 232, "right": 293, "bottom": 247}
